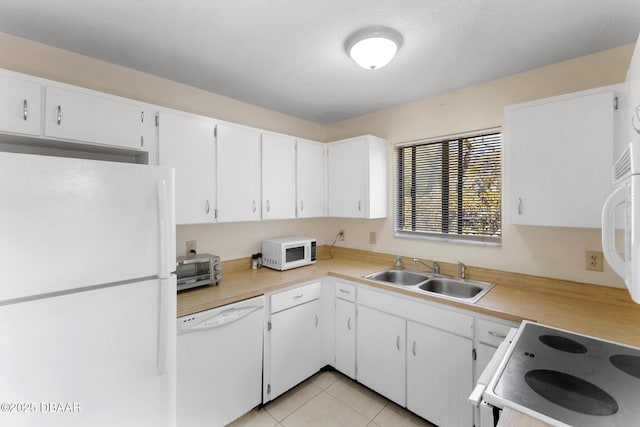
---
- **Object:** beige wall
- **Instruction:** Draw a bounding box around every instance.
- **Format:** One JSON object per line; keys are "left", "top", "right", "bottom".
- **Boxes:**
{"left": 324, "top": 44, "right": 635, "bottom": 288}
{"left": 0, "top": 31, "right": 634, "bottom": 287}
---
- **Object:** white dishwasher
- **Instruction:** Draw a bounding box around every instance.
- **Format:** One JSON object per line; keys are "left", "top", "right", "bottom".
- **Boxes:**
{"left": 177, "top": 295, "right": 264, "bottom": 427}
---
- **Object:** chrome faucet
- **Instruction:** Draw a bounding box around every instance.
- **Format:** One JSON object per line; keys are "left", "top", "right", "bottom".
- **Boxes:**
{"left": 412, "top": 258, "right": 440, "bottom": 275}
{"left": 459, "top": 262, "right": 466, "bottom": 280}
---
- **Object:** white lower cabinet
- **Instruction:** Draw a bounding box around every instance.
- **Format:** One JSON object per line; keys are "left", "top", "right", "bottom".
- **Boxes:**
{"left": 356, "top": 305, "right": 406, "bottom": 405}
{"left": 335, "top": 298, "right": 356, "bottom": 379}
{"left": 267, "top": 282, "right": 324, "bottom": 401}
{"left": 407, "top": 321, "right": 473, "bottom": 427}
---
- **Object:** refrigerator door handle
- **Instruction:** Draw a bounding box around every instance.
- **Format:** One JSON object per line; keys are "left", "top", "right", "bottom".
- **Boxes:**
{"left": 156, "top": 281, "right": 169, "bottom": 376}
{"left": 155, "top": 179, "right": 172, "bottom": 376}
{"left": 156, "top": 179, "right": 172, "bottom": 279}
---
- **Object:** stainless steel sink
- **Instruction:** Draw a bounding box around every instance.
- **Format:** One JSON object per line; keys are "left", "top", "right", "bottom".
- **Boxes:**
{"left": 363, "top": 269, "right": 432, "bottom": 286}
{"left": 363, "top": 268, "right": 494, "bottom": 304}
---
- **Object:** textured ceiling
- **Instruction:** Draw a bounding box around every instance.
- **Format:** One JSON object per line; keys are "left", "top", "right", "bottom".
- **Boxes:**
{"left": 1, "top": 0, "right": 639, "bottom": 124}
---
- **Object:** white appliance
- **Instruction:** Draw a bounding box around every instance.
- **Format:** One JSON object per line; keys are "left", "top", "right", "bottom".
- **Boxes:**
{"left": 0, "top": 152, "right": 176, "bottom": 427}
{"left": 177, "top": 296, "right": 264, "bottom": 427}
{"left": 262, "top": 236, "right": 317, "bottom": 271}
{"left": 602, "top": 33, "right": 640, "bottom": 304}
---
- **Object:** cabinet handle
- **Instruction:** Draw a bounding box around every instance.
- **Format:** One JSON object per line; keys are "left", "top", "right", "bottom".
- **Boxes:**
{"left": 56, "top": 105, "right": 62, "bottom": 125}
{"left": 517, "top": 198, "right": 523, "bottom": 215}
{"left": 396, "top": 335, "right": 400, "bottom": 350}
{"left": 205, "top": 200, "right": 210, "bottom": 214}
{"left": 315, "top": 314, "right": 319, "bottom": 327}
{"left": 293, "top": 294, "right": 304, "bottom": 299}
{"left": 300, "top": 200, "right": 304, "bottom": 211}
{"left": 488, "top": 331, "right": 507, "bottom": 339}
{"left": 266, "top": 200, "right": 270, "bottom": 212}
{"left": 23, "top": 99, "right": 28, "bottom": 121}
{"left": 347, "top": 317, "right": 352, "bottom": 330}
{"left": 633, "top": 105, "right": 640, "bottom": 135}
{"left": 339, "top": 288, "right": 350, "bottom": 294}
{"left": 412, "top": 340, "right": 416, "bottom": 356}
{"left": 252, "top": 200, "right": 256, "bottom": 213}
{"left": 358, "top": 200, "right": 362, "bottom": 212}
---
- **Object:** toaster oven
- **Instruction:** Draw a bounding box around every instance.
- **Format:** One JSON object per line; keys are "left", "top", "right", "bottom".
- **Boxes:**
{"left": 176, "top": 253, "right": 221, "bottom": 291}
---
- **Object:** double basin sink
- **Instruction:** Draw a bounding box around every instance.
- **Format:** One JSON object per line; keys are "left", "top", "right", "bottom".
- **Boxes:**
{"left": 363, "top": 268, "right": 494, "bottom": 304}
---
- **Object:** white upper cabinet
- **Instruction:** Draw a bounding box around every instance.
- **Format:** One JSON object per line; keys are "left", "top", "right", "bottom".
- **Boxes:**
{"left": 327, "top": 135, "right": 387, "bottom": 218}
{"left": 216, "top": 123, "right": 262, "bottom": 223}
{"left": 262, "top": 133, "right": 296, "bottom": 220}
{"left": 158, "top": 111, "right": 217, "bottom": 225}
{"left": 504, "top": 87, "right": 617, "bottom": 228}
{"left": 0, "top": 74, "right": 41, "bottom": 136}
{"left": 296, "top": 139, "right": 327, "bottom": 218}
{"left": 44, "top": 85, "right": 144, "bottom": 150}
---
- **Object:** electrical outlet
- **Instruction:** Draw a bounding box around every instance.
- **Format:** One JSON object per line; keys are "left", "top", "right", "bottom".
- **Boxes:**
{"left": 585, "top": 250, "right": 603, "bottom": 272}
{"left": 338, "top": 229, "right": 345, "bottom": 241}
{"left": 369, "top": 231, "right": 377, "bottom": 244}
{"left": 186, "top": 240, "right": 197, "bottom": 255}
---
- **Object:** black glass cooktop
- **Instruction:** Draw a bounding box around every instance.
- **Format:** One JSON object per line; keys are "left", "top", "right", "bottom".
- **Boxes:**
{"left": 493, "top": 322, "right": 640, "bottom": 427}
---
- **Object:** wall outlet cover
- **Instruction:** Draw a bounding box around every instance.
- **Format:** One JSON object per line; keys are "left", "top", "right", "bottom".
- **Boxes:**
{"left": 585, "top": 250, "right": 603, "bottom": 272}
{"left": 186, "top": 240, "right": 197, "bottom": 255}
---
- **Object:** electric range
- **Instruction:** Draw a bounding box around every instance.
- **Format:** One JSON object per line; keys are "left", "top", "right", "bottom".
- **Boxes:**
{"left": 483, "top": 321, "right": 640, "bottom": 426}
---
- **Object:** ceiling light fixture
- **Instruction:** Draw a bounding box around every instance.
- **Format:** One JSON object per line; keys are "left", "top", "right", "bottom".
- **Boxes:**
{"left": 345, "top": 26, "right": 403, "bottom": 70}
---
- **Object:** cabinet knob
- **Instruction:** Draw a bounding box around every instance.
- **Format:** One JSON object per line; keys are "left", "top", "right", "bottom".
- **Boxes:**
{"left": 412, "top": 340, "right": 416, "bottom": 356}
{"left": 300, "top": 200, "right": 304, "bottom": 212}
{"left": 266, "top": 200, "right": 270, "bottom": 212}
{"left": 206, "top": 200, "right": 211, "bottom": 214}
{"left": 314, "top": 314, "right": 319, "bottom": 327}
{"left": 23, "top": 99, "right": 28, "bottom": 121}
{"left": 396, "top": 335, "right": 401, "bottom": 350}
{"left": 252, "top": 200, "right": 256, "bottom": 213}
{"left": 358, "top": 200, "right": 362, "bottom": 212}
{"left": 347, "top": 317, "right": 352, "bottom": 330}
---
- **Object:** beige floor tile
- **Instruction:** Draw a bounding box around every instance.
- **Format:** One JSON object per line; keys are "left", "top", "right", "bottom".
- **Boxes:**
{"left": 373, "top": 402, "right": 435, "bottom": 427}
{"left": 265, "top": 380, "right": 323, "bottom": 421}
{"left": 281, "top": 391, "right": 370, "bottom": 427}
{"left": 367, "top": 422, "right": 382, "bottom": 427}
{"left": 227, "top": 407, "right": 278, "bottom": 427}
{"left": 310, "top": 370, "right": 341, "bottom": 389}
{"left": 325, "top": 378, "right": 387, "bottom": 419}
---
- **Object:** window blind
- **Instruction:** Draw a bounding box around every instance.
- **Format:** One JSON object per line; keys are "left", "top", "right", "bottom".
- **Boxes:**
{"left": 396, "top": 132, "right": 501, "bottom": 243}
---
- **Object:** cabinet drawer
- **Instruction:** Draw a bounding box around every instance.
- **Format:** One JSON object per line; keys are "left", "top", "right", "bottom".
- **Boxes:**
{"left": 271, "top": 281, "right": 321, "bottom": 313}
{"left": 335, "top": 281, "right": 356, "bottom": 302}
{"left": 477, "top": 318, "right": 518, "bottom": 347}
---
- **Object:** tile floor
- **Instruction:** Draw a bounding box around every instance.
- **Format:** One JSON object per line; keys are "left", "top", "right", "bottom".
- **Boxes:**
{"left": 227, "top": 370, "right": 436, "bottom": 427}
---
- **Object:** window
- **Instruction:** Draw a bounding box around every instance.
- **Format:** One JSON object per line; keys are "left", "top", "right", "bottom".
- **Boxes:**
{"left": 395, "top": 131, "right": 502, "bottom": 243}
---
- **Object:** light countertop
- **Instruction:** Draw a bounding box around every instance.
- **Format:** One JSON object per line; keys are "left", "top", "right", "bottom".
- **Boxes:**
{"left": 177, "top": 250, "right": 640, "bottom": 347}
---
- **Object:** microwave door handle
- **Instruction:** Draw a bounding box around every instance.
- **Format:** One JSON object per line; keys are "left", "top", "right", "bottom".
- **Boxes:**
{"left": 602, "top": 184, "right": 627, "bottom": 278}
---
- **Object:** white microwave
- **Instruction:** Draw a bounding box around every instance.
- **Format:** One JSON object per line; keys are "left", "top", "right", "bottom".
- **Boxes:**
{"left": 262, "top": 237, "right": 317, "bottom": 271}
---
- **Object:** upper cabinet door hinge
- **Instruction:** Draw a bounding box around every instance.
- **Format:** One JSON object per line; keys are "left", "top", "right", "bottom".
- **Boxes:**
{"left": 155, "top": 114, "right": 159, "bottom": 127}
{"left": 614, "top": 96, "right": 619, "bottom": 111}
{"left": 214, "top": 208, "right": 218, "bottom": 220}
{"left": 472, "top": 348, "right": 477, "bottom": 361}
{"left": 214, "top": 124, "right": 218, "bottom": 139}
{"left": 141, "top": 111, "right": 144, "bottom": 123}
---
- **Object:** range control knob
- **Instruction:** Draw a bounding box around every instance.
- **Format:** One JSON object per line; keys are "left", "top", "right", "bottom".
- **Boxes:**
{"left": 214, "top": 273, "right": 222, "bottom": 280}
{"left": 214, "top": 264, "right": 221, "bottom": 271}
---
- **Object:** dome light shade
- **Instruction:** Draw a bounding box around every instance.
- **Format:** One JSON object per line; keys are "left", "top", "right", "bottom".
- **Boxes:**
{"left": 346, "top": 27, "right": 403, "bottom": 70}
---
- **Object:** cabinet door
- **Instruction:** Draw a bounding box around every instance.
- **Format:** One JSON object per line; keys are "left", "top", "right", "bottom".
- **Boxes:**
{"left": 407, "top": 321, "right": 473, "bottom": 427}
{"left": 506, "top": 90, "right": 614, "bottom": 228}
{"left": 158, "top": 112, "right": 216, "bottom": 225}
{"left": 328, "top": 138, "right": 366, "bottom": 218}
{"left": 356, "top": 305, "right": 405, "bottom": 405}
{"left": 216, "top": 124, "right": 261, "bottom": 222}
{"left": 44, "top": 86, "right": 143, "bottom": 150}
{"left": 0, "top": 75, "right": 41, "bottom": 136}
{"left": 335, "top": 299, "right": 355, "bottom": 379}
{"left": 296, "top": 139, "right": 327, "bottom": 217}
{"left": 262, "top": 133, "right": 296, "bottom": 220}
{"left": 269, "top": 299, "right": 322, "bottom": 400}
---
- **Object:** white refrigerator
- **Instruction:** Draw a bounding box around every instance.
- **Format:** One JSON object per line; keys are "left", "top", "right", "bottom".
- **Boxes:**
{"left": 0, "top": 151, "right": 176, "bottom": 427}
